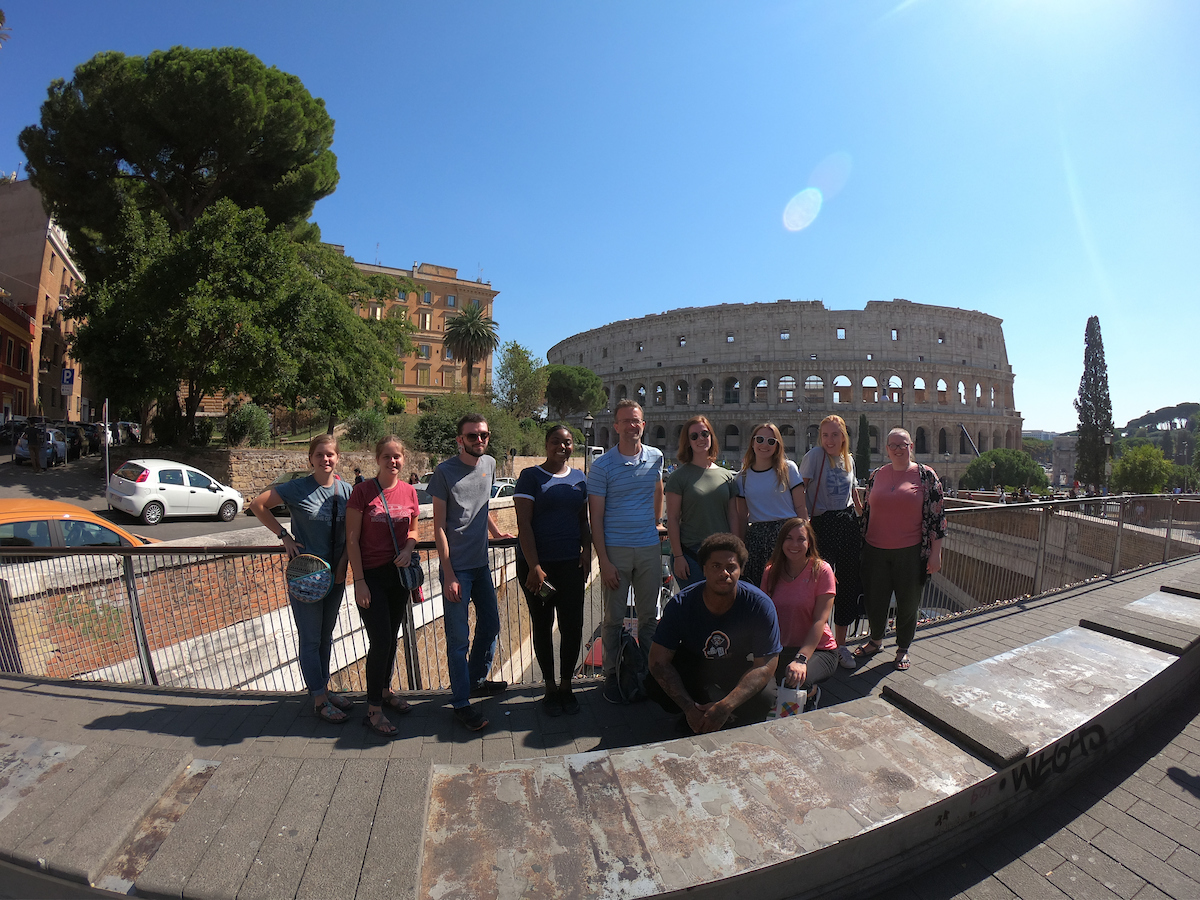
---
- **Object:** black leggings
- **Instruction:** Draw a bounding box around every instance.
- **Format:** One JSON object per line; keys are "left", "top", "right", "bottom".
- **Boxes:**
{"left": 774, "top": 647, "right": 840, "bottom": 689}
{"left": 811, "top": 508, "right": 864, "bottom": 628}
{"left": 516, "top": 556, "right": 586, "bottom": 687}
{"left": 356, "top": 563, "right": 411, "bottom": 704}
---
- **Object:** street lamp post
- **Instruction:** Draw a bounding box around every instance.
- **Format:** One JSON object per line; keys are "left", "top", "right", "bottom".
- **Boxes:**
{"left": 1103, "top": 433, "right": 1114, "bottom": 494}
{"left": 582, "top": 412, "right": 594, "bottom": 475}
{"left": 881, "top": 373, "right": 905, "bottom": 432}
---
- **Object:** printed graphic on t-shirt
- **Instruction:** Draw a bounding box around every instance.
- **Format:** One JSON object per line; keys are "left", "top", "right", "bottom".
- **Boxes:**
{"left": 823, "top": 467, "right": 852, "bottom": 508}
{"left": 703, "top": 631, "right": 731, "bottom": 659}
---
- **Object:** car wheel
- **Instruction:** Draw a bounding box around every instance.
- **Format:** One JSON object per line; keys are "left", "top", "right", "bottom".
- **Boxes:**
{"left": 218, "top": 500, "right": 238, "bottom": 523}
{"left": 140, "top": 501, "right": 165, "bottom": 526}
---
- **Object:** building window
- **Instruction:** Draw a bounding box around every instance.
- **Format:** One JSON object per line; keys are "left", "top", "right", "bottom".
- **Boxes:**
{"left": 395, "top": 364, "right": 405, "bottom": 385}
{"left": 678, "top": 336, "right": 686, "bottom": 347}
{"left": 891, "top": 328, "right": 898, "bottom": 341}
{"left": 698, "top": 379, "right": 713, "bottom": 404}
{"left": 938, "top": 331, "right": 945, "bottom": 344}
{"left": 836, "top": 327, "right": 846, "bottom": 340}
{"left": 977, "top": 336, "right": 984, "bottom": 349}
{"left": 602, "top": 348, "right": 608, "bottom": 358}
{"left": 16, "top": 347, "right": 27, "bottom": 373}
{"left": 579, "top": 353, "right": 583, "bottom": 364}
{"left": 4, "top": 339, "right": 12, "bottom": 367}
{"left": 418, "top": 344, "right": 431, "bottom": 359}
{"left": 778, "top": 376, "right": 796, "bottom": 404}
{"left": 654, "top": 383, "right": 665, "bottom": 406}
{"left": 724, "top": 378, "right": 740, "bottom": 404}
{"left": 418, "top": 311, "right": 432, "bottom": 331}
{"left": 675, "top": 380, "right": 689, "bottom": 405}
{"left": 636, "top": 341, "right": 643, "bottom": 352}
{"left": 417, "top": 367, "right": 430, "bottom": 386}
{"left": 809, "top": 353, "right": 817, "bottom": 360}
{"left": 447, "top": 295, "right": 456, "bottom": 307}
{"left": 833, "top": 375, "right": 852, "bottom": 404}
{"left": 804, "top": 376, "right": 824, "bottom": 403}
{"left": 780, "top": 330, "right": 790, "bottom": 340}
{"left": 422, "top": 291, "right": 432, "bottom": 304}
{"left": 444, "top": 347, "right": 454, "bottom": 360}
{"left": 866, "top": 353, "right": 873, "bottom": 360}
{"left": 726, "top": 333, "right": 735, "bottom": 343}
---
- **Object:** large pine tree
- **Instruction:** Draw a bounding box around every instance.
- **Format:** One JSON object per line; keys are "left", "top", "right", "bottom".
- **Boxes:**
{"left": 1074, "top": 316, "right": 1114, "bottom": 488}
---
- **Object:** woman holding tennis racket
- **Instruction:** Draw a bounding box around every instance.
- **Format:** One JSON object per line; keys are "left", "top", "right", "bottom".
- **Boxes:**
{"left": 250, "top": 434, "right": 354, "bottom": 725}
{"left": 346, "top": 435, "right": 421, "bottom": 738}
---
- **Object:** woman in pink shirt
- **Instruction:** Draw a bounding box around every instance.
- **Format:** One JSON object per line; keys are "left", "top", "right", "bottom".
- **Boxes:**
{"left": 761, "top": 518, "right": 838, "bottom": 712}
{"left": 855, "top": 428, "right": 946, "bottom": 671}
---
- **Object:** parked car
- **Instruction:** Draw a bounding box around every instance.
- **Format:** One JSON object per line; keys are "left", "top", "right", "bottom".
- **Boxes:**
{"left": 0, "top": 418, "right": 27, "bottom": 446}
{"left": 243, "top": 470, "right": 314, "bottom": 516}
{"left": 57, "top": 424, "right": 87, "bottom": 460}
{"left": 0, "top": 499, "right": 156, "bottom": 548}
{"left": 15, "top": 428, "right": 67, "bottom": 466}
{"left": 80, "top": 423, "right": 103, "bottom": 455}
{"left": 107, "top": 458, "right": 244, "bottom": 525}
{"left": 490, "top": 482, "right": 516, "bottom": 499}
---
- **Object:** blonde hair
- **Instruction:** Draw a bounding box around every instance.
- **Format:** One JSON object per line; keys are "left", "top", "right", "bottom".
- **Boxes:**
{"left": 762, "top": 518, "right": 823, "bottom": 597}
{"left": 676, "top": 415, "right": 719, "bottom": 465}
{"left": 740, "top": 422, "right": 789, "bottom": 490}
{"left": 374, "top": 434, "right": 407, "bottom": 459}
{"left": 819, "top": 415, "right": 853, "bottom": 472}
{"left": 308, "top": 433, "right": 339, "bottom": 463}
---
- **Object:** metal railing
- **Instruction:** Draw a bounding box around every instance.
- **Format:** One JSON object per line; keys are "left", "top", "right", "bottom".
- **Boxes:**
{"left": 3, "top": 495, "right": 1197, "bottom": 692}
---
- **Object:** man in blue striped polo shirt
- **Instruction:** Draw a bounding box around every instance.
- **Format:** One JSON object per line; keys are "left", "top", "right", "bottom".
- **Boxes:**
{"left": 586, "top": 399, "right": 664, "bottom": 703}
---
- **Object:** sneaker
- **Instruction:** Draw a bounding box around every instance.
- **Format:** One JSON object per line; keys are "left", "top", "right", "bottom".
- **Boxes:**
{"left": 470, "top": 678, "right": 508, "bottom": 698}
{"left": 838, "top": 645, "right": 857, "bottom": 669}
{"left": 453, "top": 704, "right": 489, "bottom": 731}
{"left": 542, "top": 692, "right": 563, "bottom": 717}
{"left": 560, "top": 690, "right": 581, "bottom": 716}
{"left": 804, "top": 684, "right": 822, "bottom": 713}
{"left": 602, "top": 674, "right": 624, "bottom": 704}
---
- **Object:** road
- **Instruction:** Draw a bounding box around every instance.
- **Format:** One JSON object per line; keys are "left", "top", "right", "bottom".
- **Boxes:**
{"left": 0, "top": 453, "right": 264, "bottom": 542}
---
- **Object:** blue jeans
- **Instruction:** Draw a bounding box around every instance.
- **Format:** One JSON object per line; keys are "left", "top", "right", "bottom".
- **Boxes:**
{"left": 290, "top": 582, "right": 345, "bottom": 696}
{"left": 442, "top": 565, "right": 501, "bottom": 707}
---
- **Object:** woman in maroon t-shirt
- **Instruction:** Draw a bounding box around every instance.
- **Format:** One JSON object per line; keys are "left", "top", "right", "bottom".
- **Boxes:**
{"left": 346, "top": 435, "right": 421, "bottom": 738}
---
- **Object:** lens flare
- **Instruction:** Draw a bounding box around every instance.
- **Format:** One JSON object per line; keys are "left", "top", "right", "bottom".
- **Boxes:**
{"left": 808, "top": 151, "right": 853, "bottom": 200}
{"left": 783, "top": 188, "right": 822, "bottom": 231}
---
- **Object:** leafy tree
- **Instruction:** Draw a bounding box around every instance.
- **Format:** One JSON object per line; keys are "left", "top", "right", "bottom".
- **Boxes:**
{"left": 960, "top": 449, "right": 1048, "bottom": 490}
{"left": 0, "top": 10, "right": 11, "bottom": 47}
{"left": 1122, "top": 402, "right": 1200, "bottom": 435}
{"left": 20, "top": 46, "right": 337, "bottom": 281}
{"left": 1111, "top": 444, "right": 1172, "bottom": 494}
{"left": 1021, "top": 437, "right": 1052, "bottom": 465}
{"left": 855, "top": 414, "right": 871, "bottom": 478}
{"left": 544, "top": 365, "right": 606, "bottom": 419}
{"left": 492, "top": 341, "right": 547, "bottom": 419}
{"left": 1160, "top": 429, "right": 1175, "bottom": 464}
{"left": 1074, "top": 316, "right": 1114, "bottom": 489}
{"left": 442, "top": 303, "right": 499, "bottom": 395}
{"left": 226, "top": 402, "right": 272, "bottom": 447}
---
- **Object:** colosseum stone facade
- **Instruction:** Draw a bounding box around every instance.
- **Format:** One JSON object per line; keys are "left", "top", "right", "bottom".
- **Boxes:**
{"left": 547, "top": 298, "right": 1023, "bottom": 490}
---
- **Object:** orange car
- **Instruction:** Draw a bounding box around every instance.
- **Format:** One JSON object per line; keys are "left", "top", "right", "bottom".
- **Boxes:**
{"left": 0, "top": 499, "right": 157, "bottom": 548}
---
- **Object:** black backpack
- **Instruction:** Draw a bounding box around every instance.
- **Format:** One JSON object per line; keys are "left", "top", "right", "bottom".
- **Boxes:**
{"left": 615, "top": 627, "right": 648, "bottom": 703}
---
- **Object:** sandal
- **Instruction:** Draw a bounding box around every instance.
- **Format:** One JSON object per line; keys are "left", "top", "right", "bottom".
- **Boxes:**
{"left": 316, "top": 700, "right": 348, "bottom": 724}
{"left": 364, "top": 711, "right": 398, "bottom": 737}
{"left": 382, "top": 694, "right": 413, "bottom": 715}
{"left": 894, "top": 652, "right": 911, "bottom": 671}
{"left": 853, "top": 640, "right": 883, "bottom": 660}
{"left": 327, "top": 692, "right": 354, "bottom": 711}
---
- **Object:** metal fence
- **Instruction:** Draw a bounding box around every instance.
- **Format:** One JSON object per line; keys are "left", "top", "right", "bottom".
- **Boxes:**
{"left": 3, "top": 495, "right": 1197, "bottom": 692}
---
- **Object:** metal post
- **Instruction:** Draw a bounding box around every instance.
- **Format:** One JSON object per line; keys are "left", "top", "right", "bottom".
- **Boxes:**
{"left": 1163, "top": 497, "right": 1177, "bottom": 563}
{"left": 1032, "top": 506, "right": 1051, "bottom": 595}
{"left": 121, "top": 553, "right": 158, "bottom": 685}
{"left": 1111, "top": 497, "right": 1126, "bottom": 576}
{"left": 401, "top": 603, "right": 423, "bottom": 690}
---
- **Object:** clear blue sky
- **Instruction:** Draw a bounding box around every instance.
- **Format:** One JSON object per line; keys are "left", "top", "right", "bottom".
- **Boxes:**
{"left": 2, "top": 1, "right": 1196, "bottom": 433}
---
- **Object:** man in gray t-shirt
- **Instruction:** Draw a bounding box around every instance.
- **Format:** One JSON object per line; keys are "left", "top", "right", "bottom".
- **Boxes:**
{"left": 429, "top": 414, "right": 515, "bottom": 731}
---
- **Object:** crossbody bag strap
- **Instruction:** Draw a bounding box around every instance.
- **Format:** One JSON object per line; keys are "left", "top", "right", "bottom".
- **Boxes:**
{"left": 372, "top": 477, "right": 403, "bottom": 559}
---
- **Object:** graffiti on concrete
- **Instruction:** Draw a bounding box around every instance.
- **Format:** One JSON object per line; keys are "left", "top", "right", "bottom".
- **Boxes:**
{"left": 1009, "top": 724, "right": 1106, "bottom": 792}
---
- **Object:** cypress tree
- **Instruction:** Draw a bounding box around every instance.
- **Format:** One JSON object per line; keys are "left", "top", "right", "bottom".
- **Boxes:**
{"left": 1074, "top": 316, "right": 1114, "bottom": 488}
{"left": 856, "top": 413, "right": 872, "bottom": 478}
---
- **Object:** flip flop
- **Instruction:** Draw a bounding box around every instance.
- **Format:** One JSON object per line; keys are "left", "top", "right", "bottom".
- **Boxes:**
{"left": 316, "top": 700, "right": 348, "bottom": 724}
{"left": 894, "top": 653, "right": 911, "bottom": 671}
{"left": 382, "top": 695, "right": 412, "bottom": 715}
{"left": 364, "top": 712, "right": 398, "bottom": 737}
{"left": 853, "top": 640, "right": 883, "bottom": 660}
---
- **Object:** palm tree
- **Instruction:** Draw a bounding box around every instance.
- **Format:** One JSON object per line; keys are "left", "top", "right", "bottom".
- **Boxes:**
{"left": 443, "top": 303, "right": 499, "bottom": 394}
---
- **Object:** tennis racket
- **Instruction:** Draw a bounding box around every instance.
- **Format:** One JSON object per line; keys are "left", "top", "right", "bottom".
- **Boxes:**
{"left": 286, "top": 554, "right": 333, "bottom": 604}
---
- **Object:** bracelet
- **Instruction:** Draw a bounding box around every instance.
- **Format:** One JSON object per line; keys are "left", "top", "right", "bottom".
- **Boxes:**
{"left": 673, "top": 554, "right": 683, "bottom": 559}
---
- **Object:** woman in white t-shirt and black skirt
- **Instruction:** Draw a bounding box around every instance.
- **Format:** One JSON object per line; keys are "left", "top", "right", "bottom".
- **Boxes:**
{"left": 734, "top": 422, "right": 807, "bottom": 590}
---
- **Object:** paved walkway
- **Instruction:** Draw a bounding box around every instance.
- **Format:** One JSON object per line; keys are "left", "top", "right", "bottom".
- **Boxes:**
{"left": 1, "top": 556, "right": 1199, "bottom": 899}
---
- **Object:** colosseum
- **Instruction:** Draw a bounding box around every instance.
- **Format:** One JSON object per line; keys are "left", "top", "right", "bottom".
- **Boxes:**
{"left": 547, "top": 298, "right": 1023, "bottom": 490}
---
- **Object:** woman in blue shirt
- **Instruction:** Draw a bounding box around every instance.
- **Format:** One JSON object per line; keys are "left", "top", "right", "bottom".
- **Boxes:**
{"left": 515, "top": 424, "right": 591, "bottom": 716}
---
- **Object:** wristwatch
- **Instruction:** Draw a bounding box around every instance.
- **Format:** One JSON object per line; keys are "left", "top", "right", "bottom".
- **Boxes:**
{"left": 278, "top": 528, "right": 292, "bottom": 542}
{"left": 794, "top": 652, "right": 808, "bottom": 664}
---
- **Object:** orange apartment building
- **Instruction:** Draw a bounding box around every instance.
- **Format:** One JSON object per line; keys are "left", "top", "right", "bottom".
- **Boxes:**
{"left": 0, "top": 177, "right": 90, "bottom": 422}
{"left": 347, "top": 255, "right": 500, "bottom": 409}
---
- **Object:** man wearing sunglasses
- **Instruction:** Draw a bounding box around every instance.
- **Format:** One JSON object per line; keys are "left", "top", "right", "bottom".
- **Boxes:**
{"left": 587, "top": 399, "right": 665, "bottom": 704}
{"left": 430, "top": 413, "right": 516, "bottom": 731}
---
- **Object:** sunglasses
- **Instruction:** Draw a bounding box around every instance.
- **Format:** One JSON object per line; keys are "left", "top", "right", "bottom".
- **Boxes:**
{"left": 689, "top": 429, "right": 711, "bottom": 440}
{"left": 754, "top": 435, "right": 779, "bottom": 446}
{"left": 887, "top": 442, "right": 909, "bottom": 450}
{"left": 462, "top": 432, "right": 490, "bottom": 442}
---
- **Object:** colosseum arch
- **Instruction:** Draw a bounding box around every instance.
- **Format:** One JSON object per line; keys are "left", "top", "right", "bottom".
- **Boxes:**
{"left": 652, "top": 425, "right": 667, "bottom": 449}
{"left": 616, "top": 385, "right": 627, "bottom": 402}
{"left": 806, "top": 424, "right": 819, "bottom": 451}
{"left": 636, "top": 384, "right": 647, "bottom": 406}
{"left": 676, "top": 380, "right": 689, "bottom": 405}
{"left": 547, "top": 297, "right": 1021, "bottom": 485}
{"left": 915, "top": 427, "right": 928, "bottom": 454}
{"left": 725, "top": 424, "right": 741, "bottom": 452}
{"left": 780, "top": 424, "right": 797, "bottom": 454}
{"left": 862, "top": 376, "right": 879, "bottom": 404}
{"left": 653, "top": 382, "right": 666, "bottom": 406}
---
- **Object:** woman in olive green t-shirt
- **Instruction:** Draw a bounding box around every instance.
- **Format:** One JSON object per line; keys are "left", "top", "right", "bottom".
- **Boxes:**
{"left": 665, "top": 415, "right": 739, "bottom": 588}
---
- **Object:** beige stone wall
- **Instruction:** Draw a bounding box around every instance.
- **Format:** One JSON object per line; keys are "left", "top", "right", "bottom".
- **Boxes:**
{"left": 548, "top": 297, "right": 1024, "bottom": 489}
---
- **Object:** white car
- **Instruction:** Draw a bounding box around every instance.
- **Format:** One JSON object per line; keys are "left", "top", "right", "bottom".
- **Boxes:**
{"left": 108, "top": 458, "right": 244, "bottom": 525}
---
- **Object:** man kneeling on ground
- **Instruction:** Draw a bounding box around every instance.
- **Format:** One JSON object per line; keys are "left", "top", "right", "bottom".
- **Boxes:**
{"left": 647, "top": 533, "right": 781, "bottom": 733}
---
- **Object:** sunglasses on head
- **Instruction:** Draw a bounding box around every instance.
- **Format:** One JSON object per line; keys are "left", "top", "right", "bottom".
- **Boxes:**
{"left": 689, "top": 429, "right": 711, "bottom": 440}
{"left": 754, "top": 435, "right": 778, "bottom": 446}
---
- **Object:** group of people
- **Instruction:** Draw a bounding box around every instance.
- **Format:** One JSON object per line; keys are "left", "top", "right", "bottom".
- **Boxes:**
{"left": 250, "top": 399, "right": 945, "bottom": 739}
